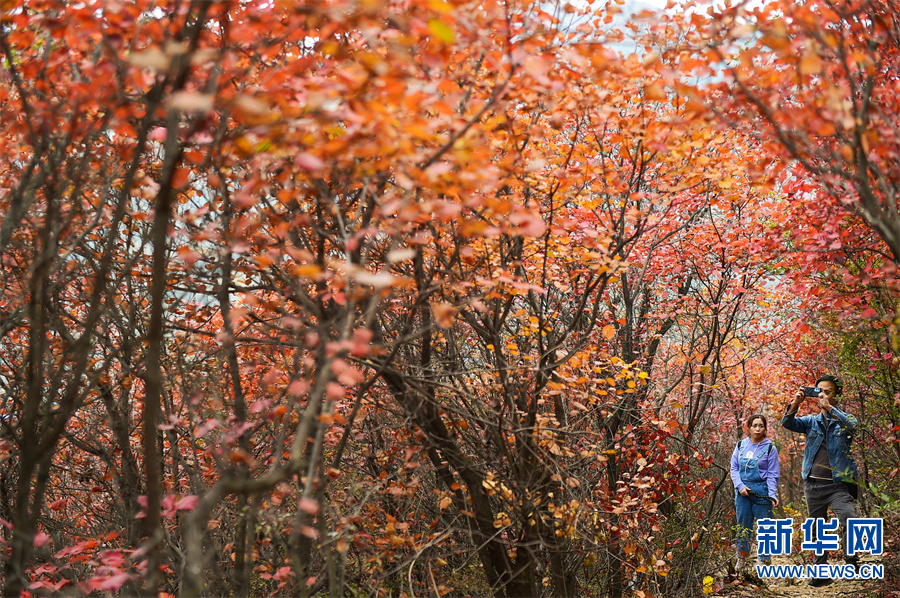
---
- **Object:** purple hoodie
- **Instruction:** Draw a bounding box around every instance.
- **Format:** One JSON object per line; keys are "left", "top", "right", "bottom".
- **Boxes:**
{"left": 730, "top": 437, "right": 780, "bottom": 499}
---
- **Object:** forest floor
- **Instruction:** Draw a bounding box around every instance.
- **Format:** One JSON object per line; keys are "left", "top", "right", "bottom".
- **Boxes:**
{"left": 709, "top": 554, "right": 898, "bottom": 598}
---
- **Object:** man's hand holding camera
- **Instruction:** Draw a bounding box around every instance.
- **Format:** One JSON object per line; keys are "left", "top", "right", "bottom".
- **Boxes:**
{"left": 790, "top": 385, "right": 834, "bottom": 415}
{"left": 789, "top": 388, "right": 806, "bottom": 414}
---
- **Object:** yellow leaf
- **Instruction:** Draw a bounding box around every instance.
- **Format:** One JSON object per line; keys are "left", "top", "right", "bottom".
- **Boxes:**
{"left": 428, "top": 19, "right": 454, "bottom": 44}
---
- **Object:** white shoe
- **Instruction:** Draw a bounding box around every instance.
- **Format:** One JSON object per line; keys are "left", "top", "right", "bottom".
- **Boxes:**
{"left": 736, "top": 556, "right": 745, "bottom": 570}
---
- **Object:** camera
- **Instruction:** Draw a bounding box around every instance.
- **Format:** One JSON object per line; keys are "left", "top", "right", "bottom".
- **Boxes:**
{"left": 802, "top": 386, "right": 822, "bottom": 397}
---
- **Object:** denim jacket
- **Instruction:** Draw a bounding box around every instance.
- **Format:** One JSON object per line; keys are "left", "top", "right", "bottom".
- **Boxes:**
{"left": 781, "top": 406, "right": 859, "bottom": 482}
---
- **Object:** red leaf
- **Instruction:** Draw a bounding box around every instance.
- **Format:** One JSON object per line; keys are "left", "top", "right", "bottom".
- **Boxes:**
{"left": 296, "top": 152, "right": 324, "bottom": 172}
{"left": 98, "top": 572, "right": 130, "bottom": 592}
{"left": 176, "top": 495, "right": 199, "bottom": 511}
{"left": 298, "top": 497, "right": 319, "bottom": 515}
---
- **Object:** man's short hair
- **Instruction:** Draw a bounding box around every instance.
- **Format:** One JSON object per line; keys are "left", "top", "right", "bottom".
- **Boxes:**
{"left": 816, "top": 374, "right": 843, "bottom": 396}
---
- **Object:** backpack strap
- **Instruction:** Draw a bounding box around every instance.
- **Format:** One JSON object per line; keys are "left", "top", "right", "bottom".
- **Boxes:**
{"left": 736, "top": 438, "right": 772, "bottom": 457}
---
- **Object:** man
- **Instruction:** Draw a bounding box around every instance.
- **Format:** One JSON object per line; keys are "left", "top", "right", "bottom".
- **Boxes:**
{"left": 782, "top": 374, "right": 859, "bottom": 587}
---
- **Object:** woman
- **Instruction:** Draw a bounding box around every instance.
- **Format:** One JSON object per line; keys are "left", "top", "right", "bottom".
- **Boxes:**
{"left": 730, "top": 414, "right": 780, "bottom": 569}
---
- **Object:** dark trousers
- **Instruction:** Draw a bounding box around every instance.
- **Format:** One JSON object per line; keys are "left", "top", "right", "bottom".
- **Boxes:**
{"left": 804, "top": 478, "right": 859, "bottom": 565}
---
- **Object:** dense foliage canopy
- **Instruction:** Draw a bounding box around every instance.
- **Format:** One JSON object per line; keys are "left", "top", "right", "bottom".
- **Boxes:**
{"left": 1, "top": 0, "right": 899, "bottom": 596}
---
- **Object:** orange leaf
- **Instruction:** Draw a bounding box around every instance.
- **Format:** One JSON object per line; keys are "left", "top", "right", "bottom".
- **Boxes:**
{"left": 432, "top": 302, "right": 457, "bottom": 328}
{"left": 799, "top": 51, "right": 822, "bottom": 75}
